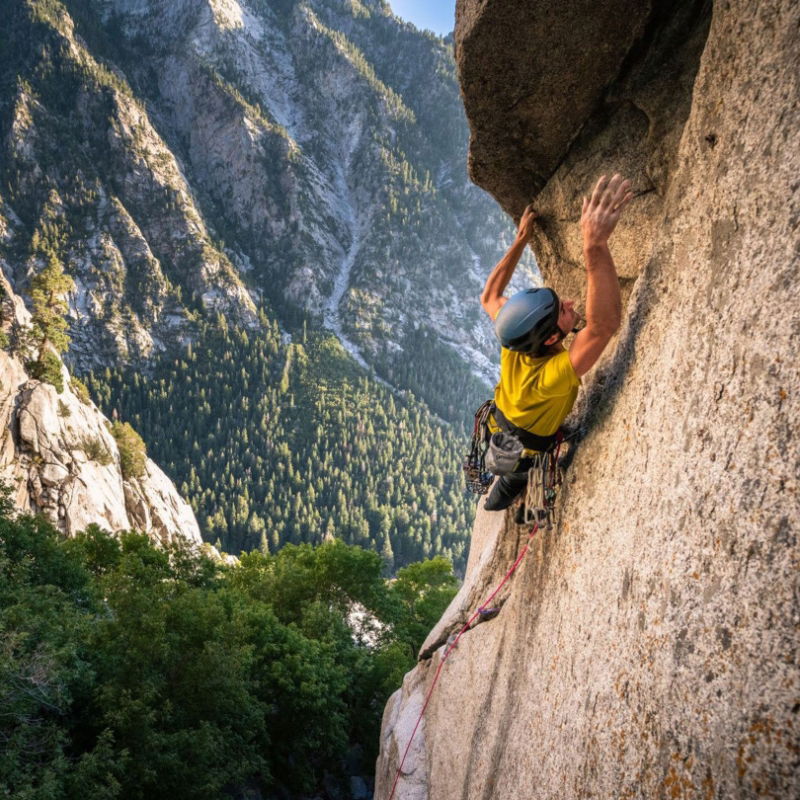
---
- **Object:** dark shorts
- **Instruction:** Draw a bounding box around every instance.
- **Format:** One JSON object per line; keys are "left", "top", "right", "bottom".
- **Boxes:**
{"left": 483, "top": 458, "right": 536, "bottom": 511}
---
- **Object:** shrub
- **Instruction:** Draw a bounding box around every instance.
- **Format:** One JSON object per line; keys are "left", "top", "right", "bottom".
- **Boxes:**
{"left": 81, "top": 436, "right": 113, "bottom": 466}
{"left": 26, "top": 351, "right": 64, "bottom": 393}
{"left": 111, "top": 421, "right": 147, "bottom": 479}
{"left": 70, "top": 377, "right": 91, "bottom": 404}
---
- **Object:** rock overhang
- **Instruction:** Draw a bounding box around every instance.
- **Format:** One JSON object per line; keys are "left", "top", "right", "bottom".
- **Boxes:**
{"left": 455, "top": 0, "right": 713, "bottom": 301}
{"left": 455, "top": 0, "right": 655, "bottom": 211}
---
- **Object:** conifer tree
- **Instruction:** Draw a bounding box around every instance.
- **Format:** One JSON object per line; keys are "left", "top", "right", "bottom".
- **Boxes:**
{"left": 27, "top": 252, "right": 75, "bottom": 392}
{"left": 380, "top": 531, "right": 394, "bottom": 574}
{"left": 28, "top": 194, "right": 72, "bottom": 352}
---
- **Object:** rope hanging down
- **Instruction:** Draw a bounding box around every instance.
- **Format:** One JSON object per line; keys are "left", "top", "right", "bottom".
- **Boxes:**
{"left": 387, "top": 519, "right": 541, "bottom": 800}
{"left": 388, "top": 436, "right": 563, "bottom": 800}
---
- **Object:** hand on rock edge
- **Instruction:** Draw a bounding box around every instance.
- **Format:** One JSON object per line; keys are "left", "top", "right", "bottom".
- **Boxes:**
{"left": 516, "top": 203, "right": 539, "bottom": 242}
{"left": 581, "top": 174, "right": 633, "bottom": 247}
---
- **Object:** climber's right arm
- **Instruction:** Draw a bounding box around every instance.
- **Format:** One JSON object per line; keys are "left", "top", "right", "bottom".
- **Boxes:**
{"left": 480, "top": 204, "right": 538, "bottom": 320}
{"left": 568, "top": 174, "right": 633, "bottom": 378}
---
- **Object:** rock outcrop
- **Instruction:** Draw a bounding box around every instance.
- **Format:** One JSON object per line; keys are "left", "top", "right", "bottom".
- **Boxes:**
{"left": 0, "top": 270, "right": 201, "bottom": 545}
{"left": 377, "top": 1, "right": 799, "bottom": 798}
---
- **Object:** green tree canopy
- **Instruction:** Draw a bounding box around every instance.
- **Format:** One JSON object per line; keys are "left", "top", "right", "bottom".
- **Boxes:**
{"left": 0, "top": 500, "right": 459, "bottom": 798}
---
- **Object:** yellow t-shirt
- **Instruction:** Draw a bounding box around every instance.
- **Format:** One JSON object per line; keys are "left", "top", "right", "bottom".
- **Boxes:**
{"left": 492, "top": 348, "right": 580, "bottom": 437}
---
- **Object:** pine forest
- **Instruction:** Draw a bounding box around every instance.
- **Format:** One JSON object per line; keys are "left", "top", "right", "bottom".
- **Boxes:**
{"left": 87, "top": 313, "right": 479, "bottom": 573}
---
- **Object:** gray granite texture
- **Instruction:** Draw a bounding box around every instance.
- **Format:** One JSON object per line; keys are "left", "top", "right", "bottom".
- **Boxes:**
{"left": 376, "top": 0, "right": 800, "bottom": 797}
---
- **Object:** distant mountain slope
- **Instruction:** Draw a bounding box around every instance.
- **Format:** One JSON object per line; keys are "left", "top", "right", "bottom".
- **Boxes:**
{"left": 0, "top": 0, "right": 539, "bottom": 563}
{"left": 0, "top": 0, "right": 538, "bottom": 419}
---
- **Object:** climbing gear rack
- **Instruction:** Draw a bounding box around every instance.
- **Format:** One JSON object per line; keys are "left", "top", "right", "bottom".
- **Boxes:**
{"left": 463, "top": 399, "right": 494, "bottom": 494}
{"left": 522, "top": 430, "right": 564, "bottom": 529}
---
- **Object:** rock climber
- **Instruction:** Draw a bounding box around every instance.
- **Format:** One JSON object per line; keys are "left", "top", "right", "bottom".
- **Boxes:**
{"left": 480, "top": 173, "right": 633, "bottom": 513}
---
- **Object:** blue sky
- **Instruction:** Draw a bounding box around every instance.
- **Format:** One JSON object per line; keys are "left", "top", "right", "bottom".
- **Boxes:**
{"left": 389, "top": 1, "right": 456, "bottom": 36}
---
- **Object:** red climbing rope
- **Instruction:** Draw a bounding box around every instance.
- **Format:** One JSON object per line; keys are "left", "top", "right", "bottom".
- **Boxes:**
{"left": 387, "top": 520, "right": 541, "bottom": 800}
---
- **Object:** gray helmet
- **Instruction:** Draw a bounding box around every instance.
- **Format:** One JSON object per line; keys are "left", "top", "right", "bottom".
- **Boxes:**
{"left": 494, "top": 288, "right": 560, "bottom": 354}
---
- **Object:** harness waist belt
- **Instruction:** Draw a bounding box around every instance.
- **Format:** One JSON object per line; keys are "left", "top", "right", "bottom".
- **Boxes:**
{"left": 493, "top": 405, "right": 558, "bottom": 452}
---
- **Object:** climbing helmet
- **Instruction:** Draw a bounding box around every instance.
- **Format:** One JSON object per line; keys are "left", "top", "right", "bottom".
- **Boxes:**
{"left": 494, "top": 287, "right": 560, "bottom": 354}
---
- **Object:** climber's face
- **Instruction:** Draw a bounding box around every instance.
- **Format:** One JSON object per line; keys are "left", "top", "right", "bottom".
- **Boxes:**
{"left": 543, "top": 299, "right": 580, "bottom": 348}
{"left": 556, "top": 299, "right": 581, "bottom": 336}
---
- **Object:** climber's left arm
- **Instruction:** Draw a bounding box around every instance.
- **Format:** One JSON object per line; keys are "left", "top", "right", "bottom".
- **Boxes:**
{"left": 481, "top": 205, "right": 537, "bottom": 320}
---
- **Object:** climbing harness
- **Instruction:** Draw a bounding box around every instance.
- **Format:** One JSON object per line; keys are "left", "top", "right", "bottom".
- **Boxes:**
{"left": 463, "top": 399, "right": 494, "bottom": 494}
{"left": 492, "top": 404, "right": 560, "bottom": 453}
{"left": 464, "top": 400, "right": 556, "bottom": 490}
{"left": 389, "top": 433, "right": 566, "bottom": 800}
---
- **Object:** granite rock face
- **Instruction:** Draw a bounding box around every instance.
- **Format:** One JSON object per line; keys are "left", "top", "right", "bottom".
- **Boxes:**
{"left": 455, "top": 0, "right": 712, "bottom": 306}
{"left": 377, "top": 1, "right": 799, "bottom": 798}
{"left": 0, "top": 271, "right": 201, "bottom": 545}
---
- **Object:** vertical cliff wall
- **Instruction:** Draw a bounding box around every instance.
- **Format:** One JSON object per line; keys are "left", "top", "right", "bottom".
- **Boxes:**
{"left": 376, "top": 1, "right": 799, "bottom": 797}
{"left": 0, "top": 271, "right": 202, "bottom": 545}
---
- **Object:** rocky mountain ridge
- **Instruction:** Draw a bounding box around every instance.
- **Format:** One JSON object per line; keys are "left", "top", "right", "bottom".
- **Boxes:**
{"left": 0, "top": 267, "right": 201, "bottom": 544}
{"left": 377, "top": 0, "right": 799, "bottom": 797}
{"left": 0, "top": 0, "right": 526, "bottom": 556}
{"left": 1, "top": 0, "right": 535, "bottom": 413}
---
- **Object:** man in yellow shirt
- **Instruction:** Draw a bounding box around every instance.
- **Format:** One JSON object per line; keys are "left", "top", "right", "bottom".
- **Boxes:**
{"left": 481, "top": 174, "right": 633, "bottom": 512}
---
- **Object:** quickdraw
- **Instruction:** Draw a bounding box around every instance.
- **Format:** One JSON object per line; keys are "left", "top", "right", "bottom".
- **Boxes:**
{"left": 463, "top": 399, "right": 494, "bottom": 494}
{"left": 522, "top": 430, "right": 564, "bottom": 529}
